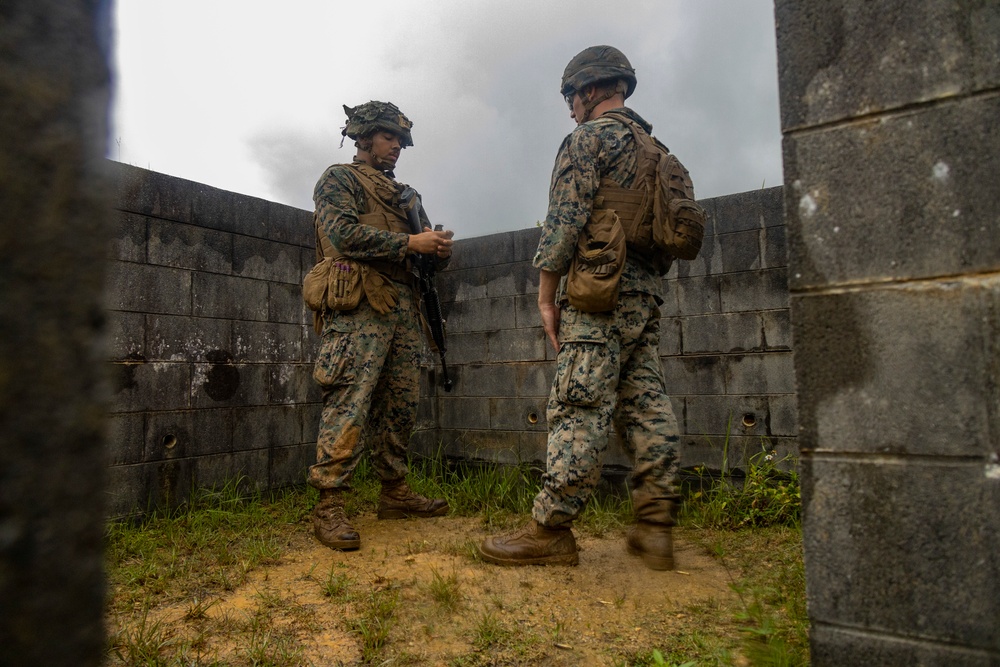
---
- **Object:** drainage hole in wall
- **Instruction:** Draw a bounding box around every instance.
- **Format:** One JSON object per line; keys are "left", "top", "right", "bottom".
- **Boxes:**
{"left": 527, "top": 412, "right": 539, "bottom": 425}
{"left": 741, "top": 413, "right": 757, "bottom": 428}
{"left": 163, "top": 435, "right": 177, "bottom": 449}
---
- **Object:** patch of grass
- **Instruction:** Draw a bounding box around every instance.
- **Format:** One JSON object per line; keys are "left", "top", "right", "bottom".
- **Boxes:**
{"left": 321, "top": 565, "right": 353, "bottom": 602}
{"left": 426, "top": 567, "right": 462, "bottom": 611}
{"left": 108, "top": 603, "right": 174, "bottom": 665}
{"left": 348, "top": 586, "right": 400, "bottom": 664}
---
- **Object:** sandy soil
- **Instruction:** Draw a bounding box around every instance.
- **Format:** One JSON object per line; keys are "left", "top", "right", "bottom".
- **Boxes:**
{"left": 148, "top": 514, "right": 739, "bottom": 666}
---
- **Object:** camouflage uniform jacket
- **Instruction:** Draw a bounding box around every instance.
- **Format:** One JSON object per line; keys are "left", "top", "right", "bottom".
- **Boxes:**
{"left": 533, "top": 107, "right": 663, "bottom": 302}
{"left": 313, "top": 158, "right": 432, "bottom": 273}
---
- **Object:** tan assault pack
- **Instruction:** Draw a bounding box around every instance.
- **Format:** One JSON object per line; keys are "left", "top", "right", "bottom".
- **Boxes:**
{"left": 303, "top": 163, "right": 415, "bottom": 332}
{"left": 596, "top": 112, "right": 705, "bottom": 264}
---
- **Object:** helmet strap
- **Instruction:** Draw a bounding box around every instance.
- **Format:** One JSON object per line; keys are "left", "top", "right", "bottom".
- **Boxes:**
{"left": 579, "top": 80, "right": 627, "bottom": 122}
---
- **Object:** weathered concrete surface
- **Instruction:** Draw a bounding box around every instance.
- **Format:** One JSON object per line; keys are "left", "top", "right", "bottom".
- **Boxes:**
{"left": 776, "top": 0, "right": 1000, "bottom": 662}
{"left": 0, "top": 1, "right": 113, "bottom": 664}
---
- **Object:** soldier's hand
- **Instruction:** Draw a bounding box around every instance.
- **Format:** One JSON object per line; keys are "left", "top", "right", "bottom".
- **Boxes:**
{"left": 408, "top": 228, "right": 454, "bottom": 257}
{"left": 539, "top": 302, "right": 560, "bottom": 353}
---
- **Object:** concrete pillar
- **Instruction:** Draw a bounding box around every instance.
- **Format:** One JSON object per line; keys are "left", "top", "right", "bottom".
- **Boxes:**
{"left": 0, "top": 1, "right": 113, "bottom": 665}
{"left": 775, "top": 1, "right": 1000, "bottom": 664}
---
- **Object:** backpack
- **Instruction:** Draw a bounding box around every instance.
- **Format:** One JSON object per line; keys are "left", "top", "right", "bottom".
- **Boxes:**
{"left": 596, "top": 112, "right": 705, "bottom": 264}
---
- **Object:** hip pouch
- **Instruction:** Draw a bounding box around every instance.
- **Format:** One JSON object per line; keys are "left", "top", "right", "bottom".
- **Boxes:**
{"left": 566, "top": 208, "right": 626, "bottom": 313}
{"left": 302, "top": 257, "right": 363, "bottom": 312}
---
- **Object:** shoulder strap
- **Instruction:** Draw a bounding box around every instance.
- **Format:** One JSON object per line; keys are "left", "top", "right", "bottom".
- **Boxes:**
{"left": 344, "top": 163, "right": 408, "bottom": 221}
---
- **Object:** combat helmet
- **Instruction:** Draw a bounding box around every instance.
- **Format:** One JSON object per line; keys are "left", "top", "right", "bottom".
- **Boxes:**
{"left": 342, "top": 101, "right": 414, "bottom": 147}
{"left": 560, "top": 45, "right": 637, "bottom": 99}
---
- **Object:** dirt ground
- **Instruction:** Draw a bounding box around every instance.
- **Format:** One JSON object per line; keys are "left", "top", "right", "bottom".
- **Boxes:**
{"left": 146, "top": 513, "right": 741, "bottom": 666}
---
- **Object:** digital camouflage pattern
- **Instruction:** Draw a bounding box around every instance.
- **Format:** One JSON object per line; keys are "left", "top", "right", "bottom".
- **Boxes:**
{"left": 532, "top": 294, "right": 681, "bottom": 526}
{"left": 533, "top": 107, "right": 666, "bottom": 302}
{"left": 307, "top": 162, "right": 421, "bottom": 490}
{"left": 532, "top": 109, "right": 682, "bottom": 528}
{"left": 342, "top": 100, "right": 414, "bottom": 147}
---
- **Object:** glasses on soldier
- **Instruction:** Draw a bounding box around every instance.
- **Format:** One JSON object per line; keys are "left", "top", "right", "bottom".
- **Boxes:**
{"left": 564, "top": 92, "right": 577, "bottom": 109}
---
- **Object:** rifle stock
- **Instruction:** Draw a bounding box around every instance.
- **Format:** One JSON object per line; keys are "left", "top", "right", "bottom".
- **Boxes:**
{"left": 400, "top": 187, "right": 453, "bottom": 392}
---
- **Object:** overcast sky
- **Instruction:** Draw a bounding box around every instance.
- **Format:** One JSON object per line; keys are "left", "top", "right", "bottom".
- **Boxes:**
{"left": 112, "top": 0, "right": 782, "bottom": 238}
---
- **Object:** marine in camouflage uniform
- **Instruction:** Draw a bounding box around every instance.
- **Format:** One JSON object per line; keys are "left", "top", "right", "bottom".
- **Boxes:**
{"left": 308, "top": 101, "right": 455, "bottom": 551}
{"left": 480, "top": 46, "right": 684, "bottom": 570}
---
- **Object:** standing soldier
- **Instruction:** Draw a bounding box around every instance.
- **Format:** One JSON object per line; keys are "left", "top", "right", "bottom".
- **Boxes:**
{"left": 306, "top": 101, "right": 455, "bottom": 551}
{"left": 480, "top": 46, "right": 698, "bottom": 570}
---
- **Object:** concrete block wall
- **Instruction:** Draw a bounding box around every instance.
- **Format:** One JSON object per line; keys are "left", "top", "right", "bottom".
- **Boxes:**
{"left": 775, "top": 0, "right": 1000, "bottom": 663}
{"left": 104, "top": 162, "right": 320, "bottom": 519}
{"left": 412, "top": 185, "right": 796, "bottom": 475}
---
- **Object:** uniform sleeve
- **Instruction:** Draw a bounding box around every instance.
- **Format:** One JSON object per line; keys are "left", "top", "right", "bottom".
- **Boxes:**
{"left": 313, "top": 166, "right": 409, "bottom": 262}
{"left": 532, "top": 126, "right": 604, "bottom": 275}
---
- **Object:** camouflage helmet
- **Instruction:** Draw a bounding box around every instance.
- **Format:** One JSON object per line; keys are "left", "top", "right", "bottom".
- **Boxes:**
{"left": 560, "top": 45, "right": 636, "bottom": 99}
{"left": 342, "top": 100, "right": 414, "bottom": 147}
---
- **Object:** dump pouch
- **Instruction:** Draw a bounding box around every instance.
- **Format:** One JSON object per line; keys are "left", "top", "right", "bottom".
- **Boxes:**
{"left": 565, "top": 208, "right": 626, "bottom": 313}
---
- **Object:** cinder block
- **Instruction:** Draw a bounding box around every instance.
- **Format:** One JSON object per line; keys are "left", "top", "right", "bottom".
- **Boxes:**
{"left": 511, "top": 227, "right": 543, "bottom": 263}
{"left": 517, "top": 362, "right": 555, "bottom": 398}
{"left": 111, "top": 212, "right": 147, "bottom": 262}
{"left": 438, "top": 397, "right": 490, "bottom": 430}
{"left": 192, "top": 185, "right": 268, "bottom": 237}
{"left": 487, "top": 328, "right": 546, "bottom": 363}
{"left": 514, "top": 294, "right": 540, "bottom": 328}
{"left": 767, "top": 394, "right": 799, "bottom": 437}
{"left": 114, "top": 163, "right": 194, "bottom": 222}
{"left": 269, "top": 443, "right": 312, "bottom": 488}
{"left": 791, "top": 283, "right": 996, "bottom": 457}
{"left": 191, "top": 360, "right": 270, "bottom": 408}
{"left": 104, "top": 261, "right": 192, "bottom": 315}
{"left": 109, "top": 360, "right": 191, "bottom": 413}
{"left": 487, "top": 261, "right": 535, "bottom": 299}
{"left": 724, "top": 352, "right": 796, "bottom": 395}
{"left": 106, "top": 311, "right": 146, "bottom": 360}
{"left": 300, "top": 403, "right": 322, "bottom": 444}
{"left": 145, "top": 408, "right": 233, "bottom": 461}
{"left": 233, "top": 405, "right": 302, "bottom": 454}
{"left": 439, "top": 266, "right": 489, "bottom": 303}
{"left": 459, "top": 363, "right": 517, "bottom": 397}
{"left": 658, "top": 283, "right": 681, "bottom": 318}
{"left": 662, "top": 355, "right": 726, "bottom": 396}
{"left": 268, "top": 362, "right": 316, "bottom": 405}
{"left": 712, "top": 187, "right": 784, "bottom": 234}
{"left": 490, "top": 397, "right": 548, "bottom": 431}
{"left": 232, "top": 235, "right": 301, "bottom": 284}
{"left": 682, "top": 312, "right": 762, "bottom": 354}
{"left": 720, "top": 268, "right": 789, "bottom": 313}
{"left": 447, "top": 332, "right": 488, "bottom": 365}
{"left": 658, "top": 318, "right": 681, "bottom": 356}
{"left": 719, "top": 229, "right": 761, "bottom": 273}
{"left": 810, "top": 624, "right": 998, "bottom": 667}
{"left": 148, "top": 219, "right": 232, "bottom": 274}
{"left": 762, "top": 309, "right": 792, "bottom": 349}
{"left": 762, "top": 224, "right": 787, "bottom": 269}
{"left": 232, "top": 321, "right": 302, "bottom": 363}
{"left": 105, "top": 412, "right": 144, "bottom": 465}
{"left": 191, "top": 273, "right": 268, "bottom": 321}
{"left": 685, "top": 394, "right": 770, "bottom": 438}
{"left": 269, "top": 282, "right": 309, "bottom": 326}
{"left": 147, "top": 314, "right": 232, "bottom": 363}
{"left": 447, "top": 232, "right": 515, "bottom": 271}
{"left": 785, "top": 96, "right": 1000, "bottom": 289}
{"left": 775, "top": 1, "right": 1000, "bottom": 131}
{"left": 266, "top": 200, "right": 312, "bottom": 247}
{"left": 803, "top": 457, "right": 1000, "bottom": 651}
{"left": 676, "top": 275, "right": 722, "bottom": 316}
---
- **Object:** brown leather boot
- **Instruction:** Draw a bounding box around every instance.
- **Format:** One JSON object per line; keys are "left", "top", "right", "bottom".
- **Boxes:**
{"left": 478, "top": 520, "right": 579, "bottom": 566}
{"left": 627, "top": 490, "right": 678, "bottom": 570}
{"left": 313, "top": 489, "right": 360, "bottom": 550}
{"left": 377, "top": 481, "right": 449, "bottom": 520}
{"left": 626, "top": 522, "right": 674, "bottom": 571}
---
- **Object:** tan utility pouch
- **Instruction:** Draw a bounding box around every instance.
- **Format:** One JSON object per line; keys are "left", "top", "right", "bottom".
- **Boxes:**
{"left": 565, "top": 209, "right": 626, "bottom": 313}
{"left": 362, "top": 267, "right": 399, "bottom": 314}
{"left": 303, "top": 257, "right": 364, "bottom": 312}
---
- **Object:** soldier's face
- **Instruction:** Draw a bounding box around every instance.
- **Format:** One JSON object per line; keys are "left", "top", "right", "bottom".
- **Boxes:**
{"left": 370, "top": 131, "right": 402, "bottom": 169}
{"left": 567, "top": 91, "right": 585, "bottom": 125}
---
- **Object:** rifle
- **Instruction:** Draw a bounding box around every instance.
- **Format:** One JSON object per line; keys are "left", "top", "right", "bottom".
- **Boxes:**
{"left": 399, "top": 187, "right": 453, "bottom": 392}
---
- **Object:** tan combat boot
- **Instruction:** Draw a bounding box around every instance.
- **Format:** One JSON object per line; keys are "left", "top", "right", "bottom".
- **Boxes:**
{"left": 377, "top": 480, "right": 449, "bottom": 520}
{"left": 313, "top": 489, "right": 361, "bottom": 550}
{"left": 478, "top": 520, "right": 579, "bottom": 566}
{"left": 626, "top": 491, "right": 678, "bottom": 571}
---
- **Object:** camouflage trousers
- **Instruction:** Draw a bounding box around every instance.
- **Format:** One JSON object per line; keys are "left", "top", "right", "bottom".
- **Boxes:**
{"left": 532, "top": 292, "right": 681, "bottom": 527}
{"left": 307, "top": 286, "right": 420, "bottom": 490}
